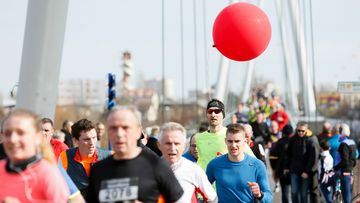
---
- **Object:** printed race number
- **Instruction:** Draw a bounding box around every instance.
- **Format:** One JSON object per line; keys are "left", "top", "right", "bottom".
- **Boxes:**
{"left": 99, "top": 177, "right": 139, "bottom": 202}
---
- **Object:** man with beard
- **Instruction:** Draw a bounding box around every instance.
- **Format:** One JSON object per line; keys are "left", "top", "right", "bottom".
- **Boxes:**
{"left": 196, "top": 99, "right": 254, "bottom": 171}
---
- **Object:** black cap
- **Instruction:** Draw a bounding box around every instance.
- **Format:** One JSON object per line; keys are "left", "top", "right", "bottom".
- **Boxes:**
{"left": 207, "top": 99, "right": 225, "bottom": 118}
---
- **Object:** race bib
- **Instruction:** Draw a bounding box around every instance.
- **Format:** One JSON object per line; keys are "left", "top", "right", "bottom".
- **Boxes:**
{"left": 99, "top": 177, "right": 139, "bottom": 202}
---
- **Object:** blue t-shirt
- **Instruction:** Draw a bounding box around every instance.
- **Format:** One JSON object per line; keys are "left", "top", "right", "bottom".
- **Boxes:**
{"left": 206, "top": 153, "right": 272, "bottom": 203}
{"left": 182, "top": 151, "right": 197, "bottom": 163}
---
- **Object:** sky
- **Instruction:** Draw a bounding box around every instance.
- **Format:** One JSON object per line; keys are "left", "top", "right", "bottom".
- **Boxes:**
{"left": 1, "top": 0, "right": 360, "bottom": 100}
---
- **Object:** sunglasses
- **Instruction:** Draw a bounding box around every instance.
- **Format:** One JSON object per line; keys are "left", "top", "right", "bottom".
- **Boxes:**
{"left": 297, "top": 129, "right": 306, "bottom": 133}
{"left": 207, "top": 109, "right": 222, "bottom": 114}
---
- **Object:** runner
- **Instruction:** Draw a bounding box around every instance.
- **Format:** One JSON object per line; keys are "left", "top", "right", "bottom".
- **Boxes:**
{"left": 159, "top": 122, "right": 217, "bottom": 203}
{"left": 86, "top": 106, "right": 183, "bottom": 203}
{"left": 206, "top": 123, "right": 272, "bottom": 202}
{"left": 196, "top": 99, "right": 254, "bottom": 171}
{"left": 0, "top": 109, "right": 69, "bottom": 202}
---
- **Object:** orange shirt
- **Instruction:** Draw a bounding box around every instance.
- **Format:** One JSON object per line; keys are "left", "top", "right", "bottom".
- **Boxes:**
{"left": 60, "top": 148, "right": 98, "bottom": 177}
{"left": 73, "top": 149, "right": 98, "bottom": 177}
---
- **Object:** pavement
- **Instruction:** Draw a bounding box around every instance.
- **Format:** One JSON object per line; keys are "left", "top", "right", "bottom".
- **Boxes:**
{"left": 266, "top": 155, "right": 282, "bottom": 202}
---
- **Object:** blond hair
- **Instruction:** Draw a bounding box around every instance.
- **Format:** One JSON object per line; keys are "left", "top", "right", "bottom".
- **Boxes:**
{"left": 3, "top": 109, "right": 56, "bottom": 164}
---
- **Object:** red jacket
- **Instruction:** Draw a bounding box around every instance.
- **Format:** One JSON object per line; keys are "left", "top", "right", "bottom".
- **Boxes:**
{"left": 270, "top": 110, "right": 289, "bottom": 130}
{"left": 50, "top": 138, "right": 68, "bottom": 160}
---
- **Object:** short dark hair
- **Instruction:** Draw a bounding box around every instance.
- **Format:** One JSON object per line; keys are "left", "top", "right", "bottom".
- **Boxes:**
{"left": 71, "top": 119, "right": 95, "bottom": 140}
{"left": 41, "top": 118, "right": 54, "bottom": 127}
{"left": 226, "top": 123, "right": 245, "bottom": 138}
{"left": 319, "top": 139, "right": 330, "bottom": 150}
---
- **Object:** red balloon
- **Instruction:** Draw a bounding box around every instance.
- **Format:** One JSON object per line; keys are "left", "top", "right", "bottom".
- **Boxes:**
{"left": 213, "top": 3, "right": 272, "bottom": 61}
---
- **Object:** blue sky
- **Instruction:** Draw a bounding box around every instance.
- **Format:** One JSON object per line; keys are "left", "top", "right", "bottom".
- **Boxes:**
{"left": 1, "top": 0, "right": 360, "bottom": 99}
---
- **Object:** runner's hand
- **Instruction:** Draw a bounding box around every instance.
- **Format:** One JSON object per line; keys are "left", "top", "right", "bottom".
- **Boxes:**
{"left": 247, "top": 182, "right": 261, "bottom": 198}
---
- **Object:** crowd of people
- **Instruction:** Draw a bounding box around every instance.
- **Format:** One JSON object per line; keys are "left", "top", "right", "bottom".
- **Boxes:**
{"left": 0, "top": 94, "right": 359, "bottom": 203}
{"left": 227, "top": 93, "right": 360, "bottom": 203}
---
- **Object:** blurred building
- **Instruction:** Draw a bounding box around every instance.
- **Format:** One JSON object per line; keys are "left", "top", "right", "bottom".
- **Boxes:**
{"left": 317, "top": 92, "right": 341, "bottom": 109}
{"left": 57, "top": 79, "right": 106, "bottom": 111}
{"left": 144, "top": 78, "right": 175, "bottom": 101}
{"left": 340, "top": 93, "right": 360, "bottom": 108}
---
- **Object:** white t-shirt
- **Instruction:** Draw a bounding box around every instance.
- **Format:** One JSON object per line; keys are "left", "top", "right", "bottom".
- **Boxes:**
{"left": 171, "top": 157, "right": 217, "bottom": 203}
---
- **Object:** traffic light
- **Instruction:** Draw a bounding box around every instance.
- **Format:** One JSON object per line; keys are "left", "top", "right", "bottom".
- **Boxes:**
{"left": 107, "top": 73, "right": 116, "bottom": 110}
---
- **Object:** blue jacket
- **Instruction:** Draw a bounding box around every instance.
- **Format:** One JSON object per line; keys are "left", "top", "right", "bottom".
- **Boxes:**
{"left": 59, "top": 147, "right": 111, "bottom": 195}
{"left": 334, "top": 136, "right": 358, "bottom": 173}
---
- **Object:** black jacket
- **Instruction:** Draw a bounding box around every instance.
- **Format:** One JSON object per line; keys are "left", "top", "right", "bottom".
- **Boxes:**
{"left": 275, "top": 136, "right": 290, "bottom": 179}
{"left": 62, "top": 129, "right": 74, "bottom": 148}
{"left": 286, "top": 134, "right": 316, "bottom": 175}
{"left": 251, "top": 121, "right": 270, "bottom": 146}
{"left": 146, "top": 137, "right": 162, "bottom": 157}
